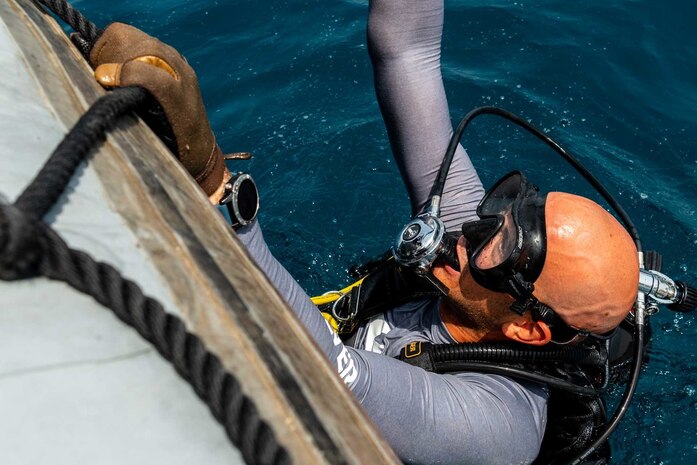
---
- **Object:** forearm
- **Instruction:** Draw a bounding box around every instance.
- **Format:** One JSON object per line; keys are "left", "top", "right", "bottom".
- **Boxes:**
{"left": 367, "top": 0, "right": 484, "bottom": 229}
{"left": 236, "top": 222, "right": 350, "bottom": 359}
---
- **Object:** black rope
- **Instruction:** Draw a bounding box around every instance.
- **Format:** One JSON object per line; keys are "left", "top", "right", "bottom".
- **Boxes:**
{"left": 69, "top": 32, "right": 92, "bottom": 59}
{"left": 2, "top": 79, "right": 292, "bottom": 465}
{"left": 36, "top": 0, "right": 101, "bottom": 44}
{"left": 15, "top": 87, "right": 149, "bottom": 220}
{"left": 0, "top": 205, "right": 291, "bottom": 465}
{"left": 13, "top": 2, "right": 296, "bottom": 462}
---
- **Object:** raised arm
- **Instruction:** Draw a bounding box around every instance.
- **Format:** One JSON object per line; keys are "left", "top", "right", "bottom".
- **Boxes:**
{"left": 367, "top": 0, "right": 484, "bottom": 229}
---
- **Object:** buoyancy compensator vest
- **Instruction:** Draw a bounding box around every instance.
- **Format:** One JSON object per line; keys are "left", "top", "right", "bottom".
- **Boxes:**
{"left": 312, "top": 254, "right": 444, "bottom": 337}
{"left": 397, "top": 340, "right": 612, "bottom": 465}
{"left": 312, "top": 255, "right": 645, "bottom": 465}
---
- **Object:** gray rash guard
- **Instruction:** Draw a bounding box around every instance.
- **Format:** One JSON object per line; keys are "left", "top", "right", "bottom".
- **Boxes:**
{"left": 237, "top": 0, "right": 549, "bottom": 463}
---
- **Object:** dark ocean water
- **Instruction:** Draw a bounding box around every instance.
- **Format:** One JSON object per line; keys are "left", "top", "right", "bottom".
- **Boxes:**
{"left": 74, "top": 0, "right": 697, "bottom": 462}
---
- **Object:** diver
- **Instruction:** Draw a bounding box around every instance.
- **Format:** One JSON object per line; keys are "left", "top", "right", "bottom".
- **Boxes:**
{"left": 85, "top": 0, "right": 694, "bottom": 463}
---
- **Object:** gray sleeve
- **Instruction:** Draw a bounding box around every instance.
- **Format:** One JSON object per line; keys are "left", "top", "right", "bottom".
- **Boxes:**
{"left": 352, "top": 352, "right": 548, "bottom": 465}
{"left": 367, "top": 0, "right": 485, "bottom": 230}
{"left": 237, "top": 222, "right": 547, "bottom": 465}
{"left": 231, "top": 1, "right": 546, "bottom": 462}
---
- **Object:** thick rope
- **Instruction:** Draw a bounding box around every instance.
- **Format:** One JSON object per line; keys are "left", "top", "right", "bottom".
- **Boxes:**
{"left": 36, "top": 0, "right": 101, "bottom": 44}
{"left": 15, "top": 87, "right": 149, "bottom": 220}
{"left": 0, "top": 205, "right": 291, "bottom": 465}
{"left": 2, "top": 77, "right": 292, "bottom": 465}
{"left": 69, "top": 32, "right": 92, "bottom": 58}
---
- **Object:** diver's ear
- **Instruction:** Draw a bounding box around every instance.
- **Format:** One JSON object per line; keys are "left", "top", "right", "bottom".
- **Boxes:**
{"left": 501, "top": 318, "right": 552, "bottom": 346}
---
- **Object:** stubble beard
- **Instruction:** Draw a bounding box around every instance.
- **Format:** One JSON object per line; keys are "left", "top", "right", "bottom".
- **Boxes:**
{"left": 442, "top": 292, "right": 501, "bottom": 334}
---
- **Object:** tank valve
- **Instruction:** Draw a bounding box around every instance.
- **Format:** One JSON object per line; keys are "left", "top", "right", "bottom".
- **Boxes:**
{"left": 668, "top": 281, "right": 697, "bottom": 313}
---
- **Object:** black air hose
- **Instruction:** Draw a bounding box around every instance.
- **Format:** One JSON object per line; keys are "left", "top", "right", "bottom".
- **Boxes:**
{"left": 431, "top": 343, "right": 607, "bottom": 368}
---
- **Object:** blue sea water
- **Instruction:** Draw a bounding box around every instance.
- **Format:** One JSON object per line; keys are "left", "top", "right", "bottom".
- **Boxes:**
{"left": 74, "top": 0, "right": 697, "bottom": 462}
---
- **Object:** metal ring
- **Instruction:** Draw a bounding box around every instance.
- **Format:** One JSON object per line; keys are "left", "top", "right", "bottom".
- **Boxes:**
{"left": 320, "top": 290, "right": 343, "bottom": 298}
{"left": 331, "top": 295, "right": 351, "bottom": 322}
{"left": 331, "top": 285, "right": 361, "bottom": 324}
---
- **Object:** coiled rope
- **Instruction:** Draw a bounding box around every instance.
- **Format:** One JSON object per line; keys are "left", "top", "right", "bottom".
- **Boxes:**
{"left": 2, "top": 2, "right": 293, "bottom": 464}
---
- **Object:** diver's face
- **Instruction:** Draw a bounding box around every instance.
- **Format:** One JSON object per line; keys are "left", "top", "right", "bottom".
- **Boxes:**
{"left": 432, "top": 236, "right": 514, "bottom": 328}
{"left": 431, "top": 236, "right": 468, "bottom": 293}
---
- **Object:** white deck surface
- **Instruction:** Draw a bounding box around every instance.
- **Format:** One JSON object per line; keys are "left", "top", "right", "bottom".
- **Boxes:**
{"left": 0, "top": 13, "right": 243, "bottom": 465}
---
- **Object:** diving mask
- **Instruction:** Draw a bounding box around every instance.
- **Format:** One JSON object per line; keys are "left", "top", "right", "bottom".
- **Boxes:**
{"left": 461, "top": 171, "right": 547, "bottom": 298}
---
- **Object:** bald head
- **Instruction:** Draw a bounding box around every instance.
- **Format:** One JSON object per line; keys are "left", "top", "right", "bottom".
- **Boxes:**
{"left": 534, "top": 192, "right": 638, "bottom": 334}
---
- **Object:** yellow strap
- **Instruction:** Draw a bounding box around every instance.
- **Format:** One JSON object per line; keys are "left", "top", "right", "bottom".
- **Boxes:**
{"left": 310, "top": 277, "right": 365, "bottom": 306}
{"left": 313, "top": 278, "right": 365, "bottom": 334}
{"left": 321, "top": 312, "right": 340, "bottom": 332}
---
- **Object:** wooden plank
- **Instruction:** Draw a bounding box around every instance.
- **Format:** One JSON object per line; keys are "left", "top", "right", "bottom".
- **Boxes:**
{"left": 2, "top": 1, "right": 401, "bottom": 464}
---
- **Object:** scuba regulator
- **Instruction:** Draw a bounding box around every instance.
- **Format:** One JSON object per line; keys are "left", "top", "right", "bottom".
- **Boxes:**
{"left": 390, "top": 106, "right": 697, "bottom": 464}
{"left": 392, "top": 199, "right": 459, "bottom": 292}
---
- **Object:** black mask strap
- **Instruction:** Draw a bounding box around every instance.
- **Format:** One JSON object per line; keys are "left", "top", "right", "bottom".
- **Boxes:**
{"left": 506, "top": 277, "right": 585, "bottom": 344}
{"left": 505, "top": 273, "right": 536, "bottom": 303}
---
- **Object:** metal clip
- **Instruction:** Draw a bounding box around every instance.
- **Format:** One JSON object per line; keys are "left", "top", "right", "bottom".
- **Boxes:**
{"left": 224, "top": 152, "right": 253, "bottom": 160}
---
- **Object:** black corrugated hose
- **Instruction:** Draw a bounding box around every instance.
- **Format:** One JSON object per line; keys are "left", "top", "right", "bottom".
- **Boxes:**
{"left": 2, "top": 1, "right": 293, "bottom": 464}
{"left": 431, "top": 342, "right": 606, "bottom": 367}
